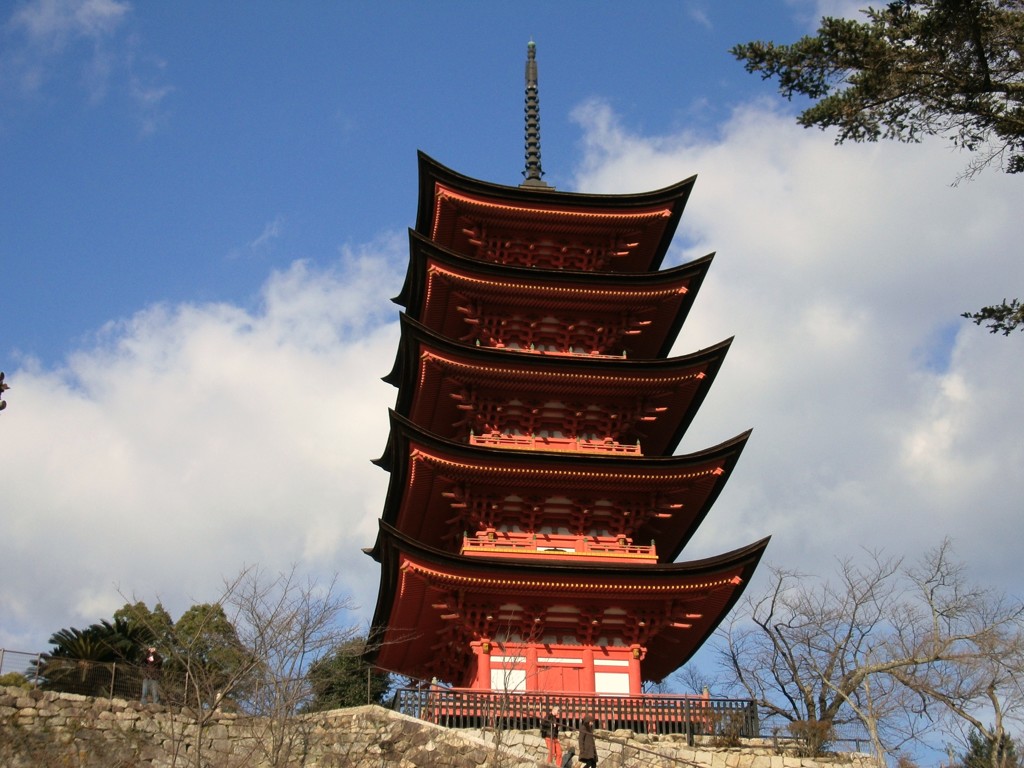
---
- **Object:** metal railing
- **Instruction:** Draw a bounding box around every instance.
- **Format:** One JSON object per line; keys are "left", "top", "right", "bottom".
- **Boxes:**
{"left": 0, "top": 651, "right": 167, "bottom": 704}
{"left": 1, "top": 648, "right": 181, "bottom": 704}
{"left": 758, "top": 712, "right": 875, "bottom": 754}
{"left": 0, "top": 648, "right": 40, "bottom": 684}
{"left": 1, "top": 649, "right": 148, "bottom": 700}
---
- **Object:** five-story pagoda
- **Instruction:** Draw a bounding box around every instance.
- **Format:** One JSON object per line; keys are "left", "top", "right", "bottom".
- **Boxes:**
{"left": 364, "top": 41, "right": 768, "bottom": 696}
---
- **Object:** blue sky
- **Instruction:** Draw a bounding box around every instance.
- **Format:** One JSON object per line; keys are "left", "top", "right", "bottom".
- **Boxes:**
{"left": 2, "top": 1, "right": 1023, "bottom": 754}
{"left": 2, "top": 1, "right": 803, "bottom": 362}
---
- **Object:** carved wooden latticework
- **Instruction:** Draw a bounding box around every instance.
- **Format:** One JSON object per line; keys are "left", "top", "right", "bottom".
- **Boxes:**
{"left": 440, "top": 483, "right": 679, "bottom": 549}
{"left": 456, "top": 216, "right": 645, "bottom": 270}
{"left": 455, "top": 295, "right": 651, "bottom": 356}
{"left": 451, "top": 388, "right": 664, "bottom": 454}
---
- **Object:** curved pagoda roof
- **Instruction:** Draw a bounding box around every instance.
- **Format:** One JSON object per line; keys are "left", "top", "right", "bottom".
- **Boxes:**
{"left": 395, "top": 230, "right": 714, "bottom": 360}
{"left": 365, "top": 521, "right": 769, "bottom": 684}
{"left": 385, "top": 314, "right": 731, "bottom": 457}
{"left": 372, "top": 410, "right": 751, "bottom": 564}
{"left": 415, "top": 152, "right": 696, "bottom": 273}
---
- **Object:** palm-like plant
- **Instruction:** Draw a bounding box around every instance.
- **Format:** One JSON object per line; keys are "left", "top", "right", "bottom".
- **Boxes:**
{"left": 35, "top": 618, "right": 156, "bottom": 696}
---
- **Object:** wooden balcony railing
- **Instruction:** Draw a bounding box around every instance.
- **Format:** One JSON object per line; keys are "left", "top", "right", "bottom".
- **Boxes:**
{"left": 469, "top": 433, "right": 642, "bottom": 455}
{"left": 390, "top": 687, "right": 758, "bottom": 744}
{"left": 461, "top": 534, "right": 657, "bottom": 562}
{"left": 485, "top": 343, "right": 627, "bottom": 360}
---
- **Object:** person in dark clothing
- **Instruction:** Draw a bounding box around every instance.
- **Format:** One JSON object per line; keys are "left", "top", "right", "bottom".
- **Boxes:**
{"left": 578, "top": 715, "right": 598, "bottom": 767}
{"left": 140, "top": 646, "right": 163, "bottom": 704}
{"left": 542, "top": 705, "right": 562, "bottom": 766}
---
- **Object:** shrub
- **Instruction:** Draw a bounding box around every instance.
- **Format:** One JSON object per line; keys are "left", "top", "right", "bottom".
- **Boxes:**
{"left": 0, "top": 672, "right": 31, "bottom": 689}
{"left": 787, "top": 719, "right": 834, "bottom": 756}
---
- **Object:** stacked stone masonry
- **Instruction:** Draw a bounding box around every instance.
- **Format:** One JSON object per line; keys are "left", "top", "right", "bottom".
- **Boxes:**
{"left": 0, "top": 686, "right": 875, "bottom": 768}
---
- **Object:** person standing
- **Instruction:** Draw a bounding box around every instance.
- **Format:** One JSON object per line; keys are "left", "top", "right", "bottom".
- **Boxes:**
{"left": 578, "top": 715, "right": 598, "bottom": 767}
{"left": 542, "top": 705, "right": 562, "bottom": 766}
{"left": 140, "top": 646, "right": 163, "bottom": 704}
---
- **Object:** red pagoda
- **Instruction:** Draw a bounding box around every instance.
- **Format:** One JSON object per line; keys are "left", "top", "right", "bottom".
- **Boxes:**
{"left": 364, "top": 41, "right": 768, "bottom": 696}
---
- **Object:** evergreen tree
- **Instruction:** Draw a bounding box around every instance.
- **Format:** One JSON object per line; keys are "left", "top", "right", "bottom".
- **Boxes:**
{"left": 304, "top": 636, "right": 393, "bottom": 711}
{"left": 113, "top": 601, "right": 174, "bottom": 650}
{"left": 171, "top": 602, "right": 254, "bottom": 707}
{"left": 733, "top": 1, "right": 1024, "bottom": 177}
{"left": 961, "top": 728, "right": 1021, "bottom": 768}
{"left": 733, "top": 0, "right": 1024, "bottom": 335}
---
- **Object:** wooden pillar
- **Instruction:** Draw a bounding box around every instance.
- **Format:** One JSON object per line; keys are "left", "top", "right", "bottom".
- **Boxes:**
{"left": 581, "top": 646, "right": 596, "bottom": 694}
{"left": 525, "top": 642, "right": 539, "bottom": 692}
{"left": 470, "top": 640, "right": 492, "bottom": 690}
{"left": 628, "top": 644, "right": 645, "bottom": 695}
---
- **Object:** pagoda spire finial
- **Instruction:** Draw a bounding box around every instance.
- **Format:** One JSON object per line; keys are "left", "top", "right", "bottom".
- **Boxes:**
{"left": 521, "top": 39, "right": 551, "bottom": 189}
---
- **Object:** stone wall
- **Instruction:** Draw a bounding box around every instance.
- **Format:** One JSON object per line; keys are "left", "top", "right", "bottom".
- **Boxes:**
{"left": 0, "top": 685, "right": 877, "bottom": 768}
{"left": 464, "top": 726, "right": 879, "bottom": 768}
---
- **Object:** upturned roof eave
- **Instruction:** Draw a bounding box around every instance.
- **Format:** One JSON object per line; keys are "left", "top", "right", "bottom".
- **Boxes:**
{"left": 659, "top": 335, "right": 732, "bottom": 454}
{"left": 414, "top": 152, "right": 696, "bottom": 272}
{"left": 396, "top": 227, "right": 715, "bottom": 310}
{"left": 389, "top": 312, "right": 733, "bottom": 387}
{"left": 374, "top": 409, "right": 751, "bottom": 559}
{"left": 643, "top": 533, "right": 769, "bottom": 680}
{"left": 363, "top": 519, "right": 770, "bottom": 677}
{"left": 396, "top": 233, "right": 713, "bottom": 361}
{"left": 651, "top": 429, "right": 751, "bottom": 562}
{"left": 374, "top": 517, "right": 770, "bottom": 578}
{"left": 376, "top": 409, "right": 753, "bottom": 493}
{"left": 416, "top": 151, "right": 697, "bottom": 223}
{"left": 386, "top": 314, "right": 734, "bottom": 453}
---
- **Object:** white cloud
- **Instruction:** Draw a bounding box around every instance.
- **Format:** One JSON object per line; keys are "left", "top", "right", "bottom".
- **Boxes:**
{"left": 127, "top": 48, "right": 173, "bottom": 134}
{"left": 3, "top": 0, "right": 171, "bottom": 132}
{"left": 0, "top": 238, "right": 405, "bottom": 650}
{"left": 230, "top": 215, "right": 287, "bottom": 260}
{"left": 686, "top": 3, "right": 712, "bottom": 30}
{"left": 249, "top": 216, "right": 285, "bottom": 251}
{"left": 784, "top": 0, "right": 867, "bottom": 29}
{"left": 570, "top": 99, "right": 1024, "bottom": 595}
{"left": 10, "top": 0, "right": 130, "bottom": 48}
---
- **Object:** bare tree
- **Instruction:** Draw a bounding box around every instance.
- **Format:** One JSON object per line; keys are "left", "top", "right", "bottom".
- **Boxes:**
{"left": 225, "top": 565, "right": 357, "bottom": 766}
{"left": 485, "top": 617, "right": 546, "bottom": 768}
{"left": 717, "top": 541, "right": 1024, "bottom": 765}
{"left": 157, "top": 571, "right": 263, "bottom": 768}
{"left": 885, "top": 543, "right": 1024, "bottom": 768}
{"left": 720, "top": 550, "right": 905, "bottom": 756}
{"left": 667, "top": 664, "right": 719, "bottom": 698}
{"left": 122, "top": 564, "right": 358, "bottom": 768}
